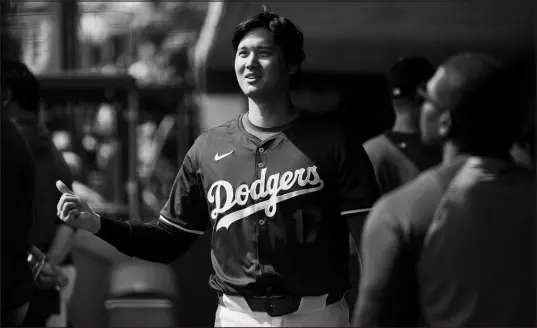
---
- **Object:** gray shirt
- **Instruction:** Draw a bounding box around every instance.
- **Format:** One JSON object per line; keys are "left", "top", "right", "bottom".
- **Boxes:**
{"left": 354, "top": 155, "right": 535, "bottom": 326}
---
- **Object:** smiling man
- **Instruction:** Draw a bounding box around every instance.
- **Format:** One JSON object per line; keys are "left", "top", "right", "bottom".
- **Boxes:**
{"left": 56, "top": 8, "right": 380, "bottom": 327}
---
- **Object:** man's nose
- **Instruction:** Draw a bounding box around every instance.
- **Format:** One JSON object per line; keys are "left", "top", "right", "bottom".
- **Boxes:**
{"left": 245, "top": 53, "right": 259, "bottom": 69}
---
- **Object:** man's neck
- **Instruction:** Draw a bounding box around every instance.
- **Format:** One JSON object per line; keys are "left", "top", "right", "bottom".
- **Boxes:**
{"left": 443, "top": 140, "right": 512, "bottom": 164}
{"left": 442, "top": 141, "right": 462, "bottom": 164}
{"left": 247, "top": 95, "right": 298, "bottom": 128}
{"left": 392, "top": 113, "right": 418, "bottom": 134}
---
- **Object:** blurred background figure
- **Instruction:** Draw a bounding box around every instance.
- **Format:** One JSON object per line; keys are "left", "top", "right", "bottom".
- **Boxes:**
{"left": 3, "top": 59, "right": 78, "bottom": 328}
{"left": 92, "top": 103, "right": 121, "bottom": 202}
{"left": 128, "top": 39, "right": 160, "bottom": 83}
{"left": 347, "top": 57, "right": 443, "bottom": 316}
{"left": 1, "top": 58, "right": 37, "bottom": 327}
{"left": 354, "top": 52, "right": 535, "bottom": 327}
{"left": 363, "top": 56, "right": 442, "bottom": 195}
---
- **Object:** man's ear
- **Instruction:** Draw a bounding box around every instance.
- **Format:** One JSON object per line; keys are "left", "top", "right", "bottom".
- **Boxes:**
{"left": 438, "top": 110, "right": 452, "bottom": 138}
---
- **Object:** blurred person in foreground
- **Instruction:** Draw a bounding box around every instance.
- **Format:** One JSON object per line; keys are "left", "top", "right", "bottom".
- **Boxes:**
{"left": 353, "top": 52, "right": 535, "bottom": 326}
{"left": 3, "top": 60, "right": 77, "bottom": 327}
{"left": 56, "top": 7, "right": 380, "bottom": 327}
{"left": 1, "top": 60, "right": 36, "bottom": 326}
{"left": 346, "top": 57, "right": 442, "bottom": 317}
{"left": 363, "top": 56, "right": 442, "bottom": 194}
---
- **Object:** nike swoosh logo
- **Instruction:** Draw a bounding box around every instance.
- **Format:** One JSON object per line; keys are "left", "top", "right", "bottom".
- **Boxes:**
{"left": 215, "top": 150, "right": 234, "bottom": 161}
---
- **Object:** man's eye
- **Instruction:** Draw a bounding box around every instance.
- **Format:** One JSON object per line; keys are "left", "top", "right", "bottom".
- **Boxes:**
{"left": 259, "top": 51, "right": 271, "bottom": 56}
{"left": 237, "top": 50, "right": 248, "bottom": 57}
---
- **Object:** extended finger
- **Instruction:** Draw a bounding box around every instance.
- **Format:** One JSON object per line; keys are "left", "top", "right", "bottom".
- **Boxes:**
{"left": 56, "top": 180, "right": 75, "bottom": 195}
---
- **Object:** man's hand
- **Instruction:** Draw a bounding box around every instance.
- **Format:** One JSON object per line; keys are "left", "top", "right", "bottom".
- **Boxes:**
{"left": 56, "top": 180, "right": 101, "bottom": 234}
{"left": 36, "top": 262, "right": 68, "bottom": 290}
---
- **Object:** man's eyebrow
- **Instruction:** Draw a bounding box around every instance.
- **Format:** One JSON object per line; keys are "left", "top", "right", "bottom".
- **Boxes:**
{"left": 237, "top": 44, "right": 275, "bottom": 50}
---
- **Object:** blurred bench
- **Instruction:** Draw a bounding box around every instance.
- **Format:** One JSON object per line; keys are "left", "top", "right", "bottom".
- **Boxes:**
{"left": 69, "top": 227, "right": 217, "bottom": 328}
{"left": 106, "top": 261, "right": 177, "bottom": 327}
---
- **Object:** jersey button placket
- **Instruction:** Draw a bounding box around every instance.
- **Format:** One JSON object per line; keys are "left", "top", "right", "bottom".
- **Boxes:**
{"left": 254, "top": 147, "right": 266, "bottom": 279}
{"left": 255, "top": 144, "right": 269, "bottom": 278}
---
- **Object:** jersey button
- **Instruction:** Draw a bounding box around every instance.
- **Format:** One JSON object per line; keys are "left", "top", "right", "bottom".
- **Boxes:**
{"left": 259, "top": 147, "right": 265, "bottom": 153}
{"left": 259, "top": 219, "right": 266, "bottom": 226}
{"left": 258, "top": 162, "right": 265, "bottom": 168}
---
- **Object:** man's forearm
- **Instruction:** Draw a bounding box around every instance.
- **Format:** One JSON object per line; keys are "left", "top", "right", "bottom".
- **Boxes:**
{"left": 46, "top": 224, "right": 75, "bottom": 266}
{"left": 95, "top": 215, "right": 197, "bottom": 264}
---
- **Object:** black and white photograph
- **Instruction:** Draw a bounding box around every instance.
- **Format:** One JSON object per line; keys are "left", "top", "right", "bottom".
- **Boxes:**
{"left": 1, "top": 1, "right": 535, "bottom": 327}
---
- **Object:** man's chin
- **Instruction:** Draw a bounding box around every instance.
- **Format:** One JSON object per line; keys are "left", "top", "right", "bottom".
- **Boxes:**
{"left": 242, "top": 86, "right": 267, "bottom": 98}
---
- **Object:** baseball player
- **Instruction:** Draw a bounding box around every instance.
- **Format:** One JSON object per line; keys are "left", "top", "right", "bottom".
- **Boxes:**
{"left": 363, "top": 56, "right": 441, "bottom": 195}
{"left": 57, "top": 8, "right": 380, "bottom": 327}
{"left": 353, "top": 52, "right": 535, "bottom": 326}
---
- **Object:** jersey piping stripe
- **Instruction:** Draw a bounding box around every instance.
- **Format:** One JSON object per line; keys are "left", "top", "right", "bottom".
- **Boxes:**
{"left": 159, "top": 215, "right": 205, "bottom": 235}
{"left": 340, "top": 208, "right": 371, "bottom": 216}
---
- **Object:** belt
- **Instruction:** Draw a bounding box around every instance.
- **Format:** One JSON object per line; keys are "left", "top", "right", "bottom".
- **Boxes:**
{"left": 217, "top": 290, "right": 345, "bottom": 317}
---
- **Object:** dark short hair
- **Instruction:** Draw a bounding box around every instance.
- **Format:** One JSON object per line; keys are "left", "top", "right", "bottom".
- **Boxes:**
{"left": 387, "top": 56, "right": 434, "bottom": 99}
{"left": 1, "top": 59, "right": 40, "bottom": 112}
{"left": 232, "top": 6, "right": 305, "bottom": 82}
{"left": 438, "top": 52, "right": 521, "bottom": 155}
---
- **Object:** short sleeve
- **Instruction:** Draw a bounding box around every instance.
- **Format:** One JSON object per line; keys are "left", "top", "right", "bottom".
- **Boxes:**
{"left": 336, "top": 133, "right": 381, "bottom": 218}
{"left": 159, "top": 144, "right": 209, "bottom": 235}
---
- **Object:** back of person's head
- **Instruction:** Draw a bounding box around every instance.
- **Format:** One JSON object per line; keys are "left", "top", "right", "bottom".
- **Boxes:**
{"left": 232, "top": 6, "right": 305, "bottom": 86}
{"left": 387, "top": 56, "right": 435, "bottom": 111}
{"left": 435, "top": 52, "right": 520, "bottom": 156}
{"left": 1, "top": 59, "right": 40, "bottom": 113}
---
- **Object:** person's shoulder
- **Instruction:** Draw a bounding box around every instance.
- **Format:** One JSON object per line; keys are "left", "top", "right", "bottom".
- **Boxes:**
{"left": 372, "top": 164, "right": 446, "bottom": 221}
{"left": 363, "top": 134, "right": 386, "bottom": 147}
{"left": 455, "top": 157, "right": 535, "bottom": 195}
{"left": 381, "top": 156, "right": 483, "bottom": 210}
{"left": 363, "top": 133, "right": 390, "bottom": 157}
{"left": 1, "top": 118, "right": 34, "bottom": 162}
{"left": 194, "top": 114, "right": 242, "bottom": 144}
{"left": 185, "top": 114, "right": 242, "bottom": 162}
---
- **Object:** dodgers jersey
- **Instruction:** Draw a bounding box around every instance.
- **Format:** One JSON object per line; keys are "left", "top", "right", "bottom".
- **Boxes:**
{"left": 160, "top": 112, "right": 380, "bottom": 297}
